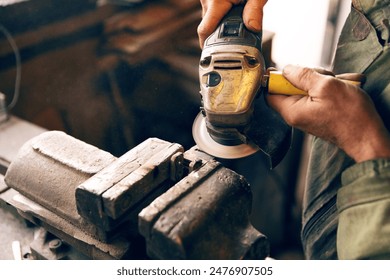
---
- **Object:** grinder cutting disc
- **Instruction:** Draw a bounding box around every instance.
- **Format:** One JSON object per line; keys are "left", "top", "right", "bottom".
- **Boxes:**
{"left": 192, "top": 113, "right": 260, "bottom": 159}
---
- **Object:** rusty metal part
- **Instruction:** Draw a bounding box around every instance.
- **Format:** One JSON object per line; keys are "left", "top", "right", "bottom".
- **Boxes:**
{"left": 139, "top": 147, "right": 270, "bottom": 259}
{"left": 75, "top": 137, "right": 184, "bottom": 237}
{"left": 4, "top": 130, "right": 117, "bottom": 238}
{"left": 0, "top": 116, "right": 46, "bottom": 171}
{"left": 0, "top": 116, "right": 47, "bottom": 195}
{"left": 4, "top": 130, "right": 269, "bottom": 259}
{"left": 29, "top": 228, "right": 70, "bottom": 260}
{"left": 4, "top": 131, "right": 183, "bottom": 258}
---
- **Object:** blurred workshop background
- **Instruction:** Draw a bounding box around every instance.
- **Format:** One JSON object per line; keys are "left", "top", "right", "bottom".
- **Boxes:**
{"left": 0, "top": 0, "right": 350, "bottom": 259}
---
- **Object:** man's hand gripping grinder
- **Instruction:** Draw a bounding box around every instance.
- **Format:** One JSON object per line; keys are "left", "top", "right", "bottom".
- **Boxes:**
{"left": 192, "top": 5, "right": 363, "bottom": 168}
{"left": 192, "top": 4, "right": 297, "bottom": 168}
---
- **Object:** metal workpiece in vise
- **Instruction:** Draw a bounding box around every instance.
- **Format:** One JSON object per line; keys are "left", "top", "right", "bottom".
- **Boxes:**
{"left": 3, "top": 130, "right": 269, "bottom": 260}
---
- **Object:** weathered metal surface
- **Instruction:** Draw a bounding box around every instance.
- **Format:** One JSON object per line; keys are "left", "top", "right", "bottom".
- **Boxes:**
{"left": 4, "top": 130, "right": 116, "bottom": 235}
{"left": 7, "top": 188, "right": 133, "bottom": 259}
{"left": 0, "top": 116, "right": 47, "bottom": 194}
{"left": 102, "top": 143, "right": 184, "bottom": 220}
{"left": 29, "top": 228, "right": 70, "bottom": 260}
{"left": 139, "top": 150, "right": 270, "bottom": 260}
{"left": 3, "top": 132, "right": 187, "bottom": 258}
{"left": 3, "top": 130, "right": 269, "bottom": 259}
{"left": 76, "top": 137, "right": 184, "bottom": 231}
{"left": 0, "top": 116, "right": 46, "bottom": 168}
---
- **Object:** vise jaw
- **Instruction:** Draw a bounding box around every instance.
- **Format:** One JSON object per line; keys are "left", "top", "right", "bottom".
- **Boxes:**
{"left": 3, "top": 130, "right": 269, "bottom": 259}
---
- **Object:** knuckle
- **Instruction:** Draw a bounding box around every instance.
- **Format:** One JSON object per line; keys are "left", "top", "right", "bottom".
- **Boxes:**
{"left": 316, "top": 75, "right": 335, "bottom": 91}
{"left": 295, "top": 67, "right": 336, "bottom": 92}
{"left": 197, "top": 23, "right": 208, "bottom": 38}
{"left": 297, "top": 67, "right": 314, "bottom": 82}
{"left": 280, "top": 107, "right": 301, "bottom": 127}
{"left": 246, "top": 0, "right": 265, "bottom": 11}
{"left": 284, "top": 113, "right": 300, "bottom": 127}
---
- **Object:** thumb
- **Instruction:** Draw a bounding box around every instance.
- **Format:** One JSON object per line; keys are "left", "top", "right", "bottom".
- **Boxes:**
{"left": 243, "top": 0, "right": 267, "bottom": 32}
{"left": 282, "top": 65, "right": 321, "bottom": 93}
{"left": 197, "top": 2, "right": 233, "bottom": 48}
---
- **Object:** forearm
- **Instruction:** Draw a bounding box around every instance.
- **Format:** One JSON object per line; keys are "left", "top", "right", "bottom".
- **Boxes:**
{"left": 342, "top": 116, "right": 390, "bottom": 163}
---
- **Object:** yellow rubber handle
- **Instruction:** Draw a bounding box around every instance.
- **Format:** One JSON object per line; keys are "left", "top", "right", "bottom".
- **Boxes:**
{"left": 267, "top": 70, "right": 363, "bottom": 95}
{"left": 268, "top": 71, "right": 306, "bottom": 95}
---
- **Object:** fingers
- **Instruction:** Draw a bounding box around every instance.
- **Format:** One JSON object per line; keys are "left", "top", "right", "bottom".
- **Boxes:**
{"left": 265, "top": 64, "right": 390, "bottom": 162}
{"left": 243, "top": 0, "right": 267, "bottom": 32}
{"left": 197, "top": 0, "right": 268, "bottom": 48}
{"left": 266, "top": 92, "right": 304, "bottom": 126}
{"left": 267, "top": 65, "right": 317, "bottom": 118}
{"left": 197, "top": 1, "right": 236, "bottom": 48}
{"left": 282, "top": 64, "right": 323, "bottom": 93}
{"left": 266, "top": 65, "right": 324, "bottom": 127}
{"left": 266, "top": 93, "right": 288, "bottom": 113}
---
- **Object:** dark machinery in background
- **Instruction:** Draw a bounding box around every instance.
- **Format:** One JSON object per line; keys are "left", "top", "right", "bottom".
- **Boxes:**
{"left": 0, "top": 0, "right": 326, "bottom": 259}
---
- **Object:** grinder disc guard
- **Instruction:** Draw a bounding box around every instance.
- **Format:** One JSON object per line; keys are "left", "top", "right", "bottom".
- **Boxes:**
{"left": 192, "top": 113, "right": 259, "bottom": 159}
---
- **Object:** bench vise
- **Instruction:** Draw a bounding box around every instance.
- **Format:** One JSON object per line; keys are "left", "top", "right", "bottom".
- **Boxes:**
{"left": 3, "top": 131, "right": 269, "bottom": 259}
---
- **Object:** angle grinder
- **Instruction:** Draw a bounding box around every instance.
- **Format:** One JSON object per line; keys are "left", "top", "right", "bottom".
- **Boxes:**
{"left": 192, "top": 4, "right": 295, "bottom": 168}
{"left": 192, "top": 4, "right": 363, "bottom": 168}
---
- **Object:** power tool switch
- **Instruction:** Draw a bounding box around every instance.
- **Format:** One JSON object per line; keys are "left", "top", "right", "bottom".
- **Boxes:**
{"left": 222, "top": 22, "right": 242, "bottom": 37}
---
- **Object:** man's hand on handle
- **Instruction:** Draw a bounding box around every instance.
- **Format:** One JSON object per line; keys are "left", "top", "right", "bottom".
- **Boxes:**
{"left": 197, "top": 0, "right": 268, "bottom": 48}
{"left": 266, "top": 65, "right": 390, "bottom": 162}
